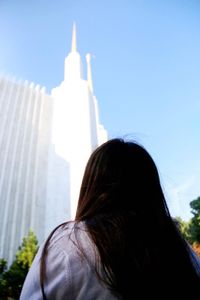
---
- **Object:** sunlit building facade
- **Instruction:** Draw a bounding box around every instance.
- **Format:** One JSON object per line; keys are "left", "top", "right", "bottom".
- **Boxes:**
{"left": 0, "top": 24, "right": 107, "bottom": 264}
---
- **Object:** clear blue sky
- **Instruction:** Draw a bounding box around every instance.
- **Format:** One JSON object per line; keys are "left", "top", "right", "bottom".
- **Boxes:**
{"left": 0, "top": 0, "right": 200, "bottom": 220}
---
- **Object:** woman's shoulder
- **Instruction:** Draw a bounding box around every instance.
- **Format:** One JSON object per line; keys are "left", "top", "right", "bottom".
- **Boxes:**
{"left": 48, "top": 221, "right": 93, "bottom": 254}
{"left": 20, "top": 221, "right": 97, "bottom": 300}
{"left": 20, "top": 221, "right": 121, "bottom": 300}
{"left": 45, "top": 220, "right": 98, "bottom": 275}
{"left": 44, "top": 221, "right": 119, "bottom": 299}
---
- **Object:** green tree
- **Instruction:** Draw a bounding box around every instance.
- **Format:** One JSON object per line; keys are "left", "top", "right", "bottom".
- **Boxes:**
{"left": 0, "top": 259, "right": 8, "bottom": 299}
{"left": 0, "top": 258, "right": 7, "bottom": 275}
{"left": 16, "top": 230, "right": 38, "bottom": 269}
{"left": 0, "top": 230, "right": 38, "bottom": 299}
{"left": 189, "top": 196, "right": 200, "bottom": 243}
{"left": 174, "top": 217, "right": 191, "bottom": 242}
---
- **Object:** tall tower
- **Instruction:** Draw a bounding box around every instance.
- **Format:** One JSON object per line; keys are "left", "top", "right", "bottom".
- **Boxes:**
{"left": 45, "top": 24, "right": 107, "bottom": 234}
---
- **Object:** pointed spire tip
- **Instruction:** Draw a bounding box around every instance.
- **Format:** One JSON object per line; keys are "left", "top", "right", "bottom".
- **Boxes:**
{"left": 71, "top": 22, "right": 77, "bottom": 52}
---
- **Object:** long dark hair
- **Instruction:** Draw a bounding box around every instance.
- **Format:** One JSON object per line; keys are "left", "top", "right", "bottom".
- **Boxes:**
{"left": 40, "top": 139, "right": 199, "bottom": 298}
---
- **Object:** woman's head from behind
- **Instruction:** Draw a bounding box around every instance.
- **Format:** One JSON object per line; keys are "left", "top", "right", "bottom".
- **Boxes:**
{"left": 76, "top": 138, "right": 169, "bottom": 221}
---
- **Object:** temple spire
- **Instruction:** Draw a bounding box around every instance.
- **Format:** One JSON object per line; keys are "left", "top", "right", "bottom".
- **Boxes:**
{"left": 71, "top": 22, "right": 77, "bottom": 52}
{"left": 86, "top": 53, "right": 94, "bottom": 93}
{"left": 64, "top": 23, "right": 83, "bottom": 80}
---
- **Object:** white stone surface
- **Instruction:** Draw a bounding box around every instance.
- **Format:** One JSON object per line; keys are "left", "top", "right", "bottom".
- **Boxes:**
{"left": 0, "top": 77, "right": 52, "bottom": 264}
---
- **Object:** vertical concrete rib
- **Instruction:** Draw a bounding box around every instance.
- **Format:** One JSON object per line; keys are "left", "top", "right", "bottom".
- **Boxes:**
{"left": 22, "top": 86, "right": 42, "bottom": 238}
{"left": 10, "top": 82, "right": 33, "bottom": 262}
{"left": 29, "top": 88, "right": 43, "bottom": 234}
{"left": 0, "top": 78, "right": 11, "bottom": 240}
{"left": 8, "top": 81, "right": 30, "bottom": 262}
{"left": 0, "top": 79, "right": 15, "bottom": 190}
{"left": 0, "top": 80, "right": 23, "bottom": 257}
{"left": 20, "top": 85, "right": 39, "bottom": 240}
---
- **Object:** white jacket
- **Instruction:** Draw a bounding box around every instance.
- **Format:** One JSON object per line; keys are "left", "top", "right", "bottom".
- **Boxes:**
{"left": 20, "top": 222, "right": 120, "bottom": 300}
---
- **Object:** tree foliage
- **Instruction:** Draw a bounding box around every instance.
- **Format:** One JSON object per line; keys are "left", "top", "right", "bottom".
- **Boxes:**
{"left": 188, "top": 196, "right": 200, "bottom": 243}
{"left": 0, "top": 230, "right": 38, "bottom": 299}
{"left": 175, "top": 196, "right": 200, "bottom": 257}
{"left": 16, "top": 230, "right": 38, "bottom": 269}
{"left": 0, "top": 259, "right": 7, "bottom": 275}
{"left": 174, "top": 217, "right": 191, "bottom": 242}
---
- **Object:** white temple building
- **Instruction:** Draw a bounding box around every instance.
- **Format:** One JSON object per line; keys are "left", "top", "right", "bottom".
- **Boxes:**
{"left": 0, "top": 24, "right": 107, "bottom": 264}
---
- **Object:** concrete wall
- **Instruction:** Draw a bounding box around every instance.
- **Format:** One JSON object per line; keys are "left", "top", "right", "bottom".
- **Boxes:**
{"left": 0, "top": 77, "right": 52, "bottom": 264}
